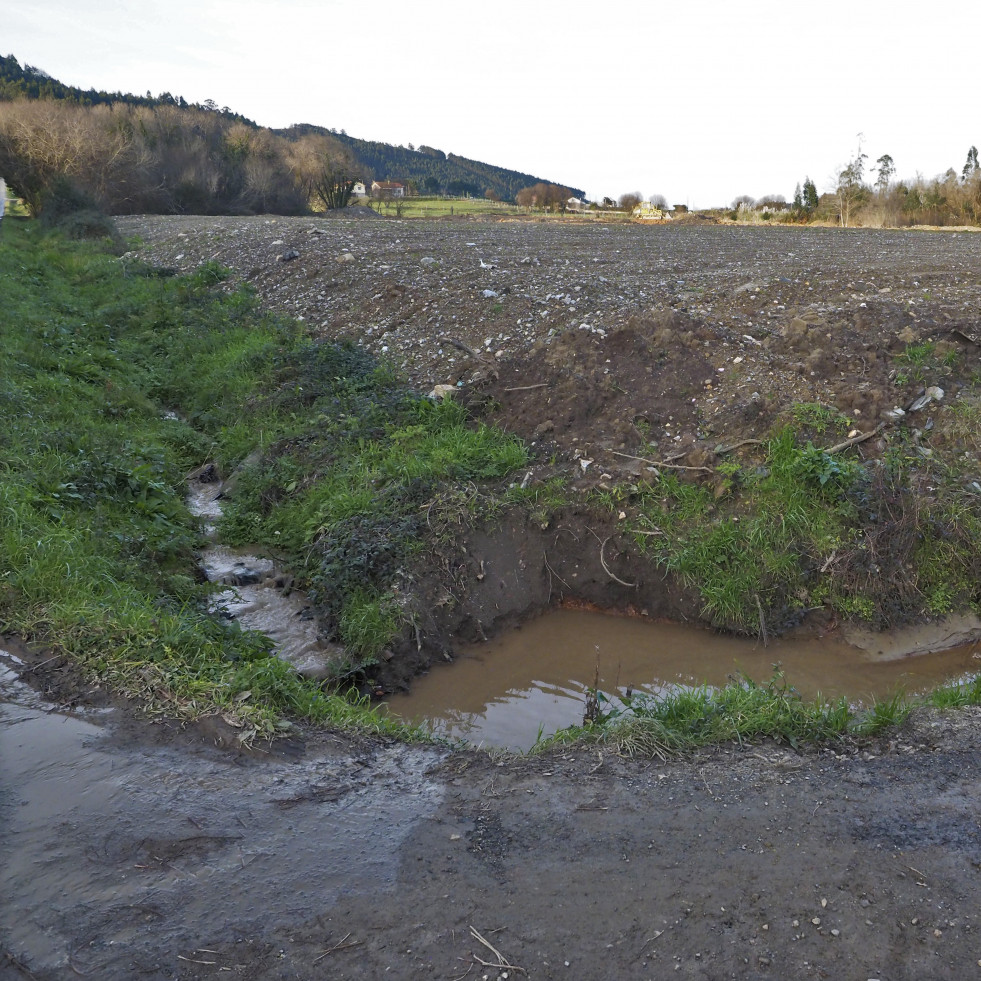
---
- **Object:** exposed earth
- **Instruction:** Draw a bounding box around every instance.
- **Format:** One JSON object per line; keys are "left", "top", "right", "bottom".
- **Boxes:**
{"left": 4, "top": 215, "right": 981, "bottom": 980}
{"left": 111, "top": 214, "right": 981, "bottom": 672}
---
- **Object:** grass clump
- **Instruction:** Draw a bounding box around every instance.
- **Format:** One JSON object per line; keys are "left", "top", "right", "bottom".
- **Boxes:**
{"left": 626, "top": 418, "right": 981, "bottom": 634}
{"left": 629, "top": 429, "right": 859, "bottom": 632}
{"left": 536, "top": 671, "right": 912, "bottom": 758}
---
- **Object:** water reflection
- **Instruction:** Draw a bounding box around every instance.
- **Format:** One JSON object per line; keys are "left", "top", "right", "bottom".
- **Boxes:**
{"left": 385, "top": 610, "right": 981, "bottom": 751}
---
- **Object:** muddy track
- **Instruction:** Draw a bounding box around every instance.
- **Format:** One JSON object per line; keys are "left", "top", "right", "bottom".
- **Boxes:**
{"left": 3, "top": 640, "right": 981, "bottom": 981}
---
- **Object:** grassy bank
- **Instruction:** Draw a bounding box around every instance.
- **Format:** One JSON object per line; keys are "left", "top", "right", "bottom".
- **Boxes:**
{"left": 616, "top": 405, "right": 981, "bottom": 636}
{"left": 538, "top": 670, "right": 981, "bottom": 757}
{"left": 0, "top": 219, "right": 523, "bottom": 739}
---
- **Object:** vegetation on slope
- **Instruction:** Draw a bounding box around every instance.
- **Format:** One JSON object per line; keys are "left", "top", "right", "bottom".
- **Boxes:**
{"left": 0, "top": 54, "right": 580, "bottom": 214}
{"left": 0, "top": 217, "right": 524, "bottom": 738}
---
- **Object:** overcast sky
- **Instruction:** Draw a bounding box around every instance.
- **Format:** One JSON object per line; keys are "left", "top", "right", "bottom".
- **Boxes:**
{"left": 6, "top": 0, "right": 979, "bottom": 208}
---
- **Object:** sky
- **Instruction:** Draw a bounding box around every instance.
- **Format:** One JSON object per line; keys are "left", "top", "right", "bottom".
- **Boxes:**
{"left": 5, "top": 0, "right": 980, "bottom": 208}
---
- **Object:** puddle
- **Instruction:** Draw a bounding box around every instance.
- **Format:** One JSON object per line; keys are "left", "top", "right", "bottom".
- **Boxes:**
{"left": 384, "top": 609, "right": 981, "bottom": 751}
{"left": 1, "top": 646, "right": 444, "bottom": 977}
{"left": 188, "top": 473, "right": 344, "bottom": 679}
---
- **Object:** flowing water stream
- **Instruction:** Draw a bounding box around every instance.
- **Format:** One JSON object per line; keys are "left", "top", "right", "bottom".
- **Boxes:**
{"left": 384, "top": 608, "right": 981, "bottom": 751}
{"left": 187, "top": 473, "right": 344, "bottom": 679}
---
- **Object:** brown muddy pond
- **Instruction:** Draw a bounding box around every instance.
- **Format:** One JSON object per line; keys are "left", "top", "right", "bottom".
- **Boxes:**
{"left": 384, "top": 610, "right": 981, "bottom": 751}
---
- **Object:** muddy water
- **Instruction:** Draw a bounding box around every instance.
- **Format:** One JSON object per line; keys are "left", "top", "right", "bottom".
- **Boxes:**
{"left": 385, "top": 609, "right": 981, "bottom": 751}
{"left": 0, "top": 644, "right": 444, "bottom": 978}
{"left": 187, "top": 475, "right": 344, "bottom": 679}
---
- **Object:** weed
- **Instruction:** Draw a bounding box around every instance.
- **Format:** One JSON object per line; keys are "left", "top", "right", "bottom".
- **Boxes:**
{"left": 791, "top": 402, "right": 852, "bottom": 437}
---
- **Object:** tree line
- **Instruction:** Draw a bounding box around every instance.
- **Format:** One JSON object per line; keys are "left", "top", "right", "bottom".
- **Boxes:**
{"left": 0, "top": 98, "right": 363, "bottom": 215}
{"left": 0, "top": 55, "right": 582, "bottom": 215}
{"left": 732, "top": 138, "right": 981, "bottom": 228}
{"left": 0, "top": 54, "right": 255, "bottom": 125}
{"left": 302, "top": 127, "right": 583, "bottom": 201}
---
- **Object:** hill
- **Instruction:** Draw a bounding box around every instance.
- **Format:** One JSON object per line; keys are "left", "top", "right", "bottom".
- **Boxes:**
{"left": 0, "top": 53, "right": 255, "bottom": 124}
{"left": 325, "top": 128, "right": 583, "bottom": 201}
{"left": 0, "top": 54, "right": 581, "bottom": 204}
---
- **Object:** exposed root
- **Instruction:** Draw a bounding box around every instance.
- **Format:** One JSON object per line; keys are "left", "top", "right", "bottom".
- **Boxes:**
{"left": 599, "top": 537, "right": 636, "bottom": 588}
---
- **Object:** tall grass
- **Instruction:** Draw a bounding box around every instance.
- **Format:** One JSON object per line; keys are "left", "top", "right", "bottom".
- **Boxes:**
{"left": 536, "top": 671, "right": 915, "bottom": 758}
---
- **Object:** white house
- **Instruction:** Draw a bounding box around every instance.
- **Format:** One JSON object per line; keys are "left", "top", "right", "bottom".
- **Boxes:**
{"left": 371, "top": 181, "right": 405, "bottom": 198}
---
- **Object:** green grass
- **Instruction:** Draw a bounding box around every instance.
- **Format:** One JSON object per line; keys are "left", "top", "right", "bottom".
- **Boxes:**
{"left": 626, "top": 429, "right": 859, "bottom": 632}
{"left": 621, "top": 419, "right": 981, "bottom": 634}
{"left": 0, "top": 220, "right": 526, "bottom": 736}
{"left": 365, "top": 196, "right": 521, "bottom": 218}
{"left": 535, "top": 670, "right": 914, "bottom": 758}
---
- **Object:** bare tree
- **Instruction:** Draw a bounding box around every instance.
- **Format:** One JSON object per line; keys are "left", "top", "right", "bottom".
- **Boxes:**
{"left": 286, "top": 133, "right": 360, "bottom": 211}
{"left": 837, "top": 135, "right": 869, "bottom": 227}
{"left": 619, "top": 191, "right": 643, "bottom": 212}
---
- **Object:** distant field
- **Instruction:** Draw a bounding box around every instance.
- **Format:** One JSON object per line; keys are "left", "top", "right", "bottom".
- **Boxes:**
{"left": 366, "top": 196, "right": 522, "bottom": 218}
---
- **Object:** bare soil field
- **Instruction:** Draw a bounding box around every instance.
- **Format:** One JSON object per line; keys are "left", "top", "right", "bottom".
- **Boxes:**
{"left": 4, "top": 216, "right": 980, "bottom": 981}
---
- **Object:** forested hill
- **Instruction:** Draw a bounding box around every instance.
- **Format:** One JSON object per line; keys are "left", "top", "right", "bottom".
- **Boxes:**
{"left": 308, "top": 127, "right": 585, "bottom": 201}
{"left": 0, "top": 54, "right": 255, "bottom": 124}
{"left": 0, "top": 55, "right": 583, "bottom": 205}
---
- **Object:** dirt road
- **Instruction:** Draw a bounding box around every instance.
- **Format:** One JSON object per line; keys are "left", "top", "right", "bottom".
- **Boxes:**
{"left": 3, "top": 641, "right": 981, "bottom": 981}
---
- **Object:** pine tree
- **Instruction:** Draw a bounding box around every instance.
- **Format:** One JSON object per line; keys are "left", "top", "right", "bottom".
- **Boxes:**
{"left": 962, "top": 146, "right": 979, "bottom": 182}
{"left": 802, "top": 177, "right": 819, "bottom": 212}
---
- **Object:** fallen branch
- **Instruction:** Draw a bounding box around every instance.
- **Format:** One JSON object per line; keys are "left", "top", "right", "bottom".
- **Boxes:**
{"left": 505, "top": 383, "right": 549, "bottom": 392}
{"left": 600, "top": 537, "right": 636, "bottom": 588}
{"left": 823, "top": 422, "right": 886, "bottom": 454}
{"left": 609, "top": 450, "right": 714, "bottom": 474}
{"left": 820, "top": 550, "right": 838, "bottom": 573}
{"left": 714, "top": 438, "right": 765, "bottom": 455}
{"left": 3, "top": 951, "right": 40, "bottom": 980}
{"left": 313, "top": 934, "right": 362, "bottom": 963}
{"left": 445, "top": 337, "right": 492, "bottom": 363}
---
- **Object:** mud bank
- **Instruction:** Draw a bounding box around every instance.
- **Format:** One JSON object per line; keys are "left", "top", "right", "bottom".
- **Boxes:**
{"left": 4, "top": 642, "right": 981, "bottom": 981}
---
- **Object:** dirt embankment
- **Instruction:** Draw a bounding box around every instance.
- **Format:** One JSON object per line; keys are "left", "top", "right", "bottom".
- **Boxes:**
{"left": 112, "top": 215, "right": 981, "bottom": 678}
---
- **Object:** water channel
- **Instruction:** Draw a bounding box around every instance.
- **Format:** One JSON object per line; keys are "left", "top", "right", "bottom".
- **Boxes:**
{"left": 188, "top": 471, "right": 981, "bottom": 754}
{"left": 384, "top": 608, "right": 981, "bottom": 751}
